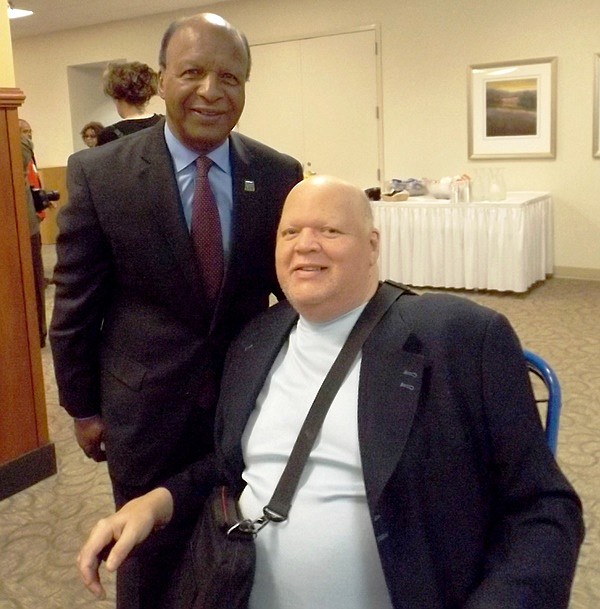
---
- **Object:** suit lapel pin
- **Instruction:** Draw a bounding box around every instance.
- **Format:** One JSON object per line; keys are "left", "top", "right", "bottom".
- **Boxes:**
{"left": 244, "top": 180, "right": 256, "bottom": 192}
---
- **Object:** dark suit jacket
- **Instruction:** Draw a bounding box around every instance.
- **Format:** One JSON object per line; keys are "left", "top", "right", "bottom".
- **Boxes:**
{"left": 167, "top": 288, "right": 583, "bottom": 609}
{"left": 50, "top": 120, "right": 302, "bottom": 488}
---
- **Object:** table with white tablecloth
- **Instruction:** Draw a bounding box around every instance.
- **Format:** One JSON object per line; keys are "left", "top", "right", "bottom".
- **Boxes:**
{"left": 371, "top": 191, "right": 553, "bottom": 292}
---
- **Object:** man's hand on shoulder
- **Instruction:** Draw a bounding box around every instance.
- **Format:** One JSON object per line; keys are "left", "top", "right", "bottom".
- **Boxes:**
{"left": 74, "top": 415, "right": 107, "bottom": 462}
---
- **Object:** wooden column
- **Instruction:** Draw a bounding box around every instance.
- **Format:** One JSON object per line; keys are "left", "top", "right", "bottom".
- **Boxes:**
{"left": 0, "top": 87, "right": 56, "bottom": 500}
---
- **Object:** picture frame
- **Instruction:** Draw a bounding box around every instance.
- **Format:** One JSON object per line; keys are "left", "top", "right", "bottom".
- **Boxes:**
{"left": 593, "top": 53, "right": 600, "bottom": 158}
{"left": 468, "top": 57, "right": 557, "bottom": 159}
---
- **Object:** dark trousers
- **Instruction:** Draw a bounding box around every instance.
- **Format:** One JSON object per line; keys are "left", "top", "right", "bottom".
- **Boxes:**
{"left": 30, "top": 233, "right": 47, "bottom": 346}
{"left": 112, "top": 479, "right": 194, "bottom": 609}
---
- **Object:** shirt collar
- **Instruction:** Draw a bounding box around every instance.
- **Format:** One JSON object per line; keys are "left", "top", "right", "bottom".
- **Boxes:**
{"left": 164, "top": 122, "right": 230, "bottom": 174}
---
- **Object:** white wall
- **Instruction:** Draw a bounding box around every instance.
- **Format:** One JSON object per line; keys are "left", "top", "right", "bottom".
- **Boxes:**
{"left": 1, "top": 6, "right": 15, "bottom": 85}
{"left": 11, "top": 0, "right": 600, "bottom": 276}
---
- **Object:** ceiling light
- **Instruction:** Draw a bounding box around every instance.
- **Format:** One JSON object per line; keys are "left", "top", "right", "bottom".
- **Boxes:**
{"left": 8, "top": 1, "right": 33, "bottom": 19}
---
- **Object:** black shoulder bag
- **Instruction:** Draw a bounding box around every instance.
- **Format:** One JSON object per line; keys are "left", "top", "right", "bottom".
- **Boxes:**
{"left": 162, "top": 282, "right": 407, "bottom": 609}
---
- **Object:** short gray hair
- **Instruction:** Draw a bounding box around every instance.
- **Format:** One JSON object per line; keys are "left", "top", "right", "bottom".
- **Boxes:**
{"left": 158, "top": 15, "right": 252, "bottom": 80}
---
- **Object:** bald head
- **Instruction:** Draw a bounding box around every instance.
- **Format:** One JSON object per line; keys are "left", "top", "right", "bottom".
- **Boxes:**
{"left": 286, "top": 175, "right": 375, "bottom": 227}
{"left": 276, "top": 175, "right": 380, "bottom": 322}
{"left": 19, "top": 119, "right": 32, "bottom": 141}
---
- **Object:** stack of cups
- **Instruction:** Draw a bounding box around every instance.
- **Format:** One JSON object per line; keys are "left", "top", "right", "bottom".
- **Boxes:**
{"left": 451, "top": 177, "right": 471, "bottom": 204}
{"left": 469, "top": 168, "right": 506, "bottom": 202}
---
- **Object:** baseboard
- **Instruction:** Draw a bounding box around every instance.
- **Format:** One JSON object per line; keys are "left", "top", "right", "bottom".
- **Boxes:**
{"left": 0, "top": 443, "right": 57, "bottom": 501}
{"left": 553, "top": 266, "right": 600, "bottom": 282}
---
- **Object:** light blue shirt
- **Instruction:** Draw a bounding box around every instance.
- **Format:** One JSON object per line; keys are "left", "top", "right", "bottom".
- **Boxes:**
{"left": 164, "top": 123, "right": 233, "bottom": 260}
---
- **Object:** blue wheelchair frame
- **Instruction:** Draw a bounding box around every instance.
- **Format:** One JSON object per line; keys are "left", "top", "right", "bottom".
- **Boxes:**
{"left": 523, "top": 350, "right": 561, "bottom": 455}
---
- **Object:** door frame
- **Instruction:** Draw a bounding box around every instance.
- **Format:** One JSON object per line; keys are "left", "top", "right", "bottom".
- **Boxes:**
{"left": 243, "top": 23, "right": 385, "bottom": 186}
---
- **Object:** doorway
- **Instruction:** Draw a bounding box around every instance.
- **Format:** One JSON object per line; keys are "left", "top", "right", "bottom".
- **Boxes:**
{"left": 238, "top": 27, "right": 383, "bottom": 189}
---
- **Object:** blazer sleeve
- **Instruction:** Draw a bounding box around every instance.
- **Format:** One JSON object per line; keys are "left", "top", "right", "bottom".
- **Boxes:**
{"left": 49, "top": 152, "right": 112, "bottom": 418}
{"left": 463, "top": 313, "right": 584, "bottom": 609}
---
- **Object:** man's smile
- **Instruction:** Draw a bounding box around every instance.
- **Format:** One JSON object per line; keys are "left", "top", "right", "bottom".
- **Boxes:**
{"left": 292, "top": 264, "right": 327, "bottom": 273}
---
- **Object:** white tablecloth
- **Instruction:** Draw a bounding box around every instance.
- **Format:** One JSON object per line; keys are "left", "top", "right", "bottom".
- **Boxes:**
{"left": 371, "top": 191, "right": 553, "bottom": 292}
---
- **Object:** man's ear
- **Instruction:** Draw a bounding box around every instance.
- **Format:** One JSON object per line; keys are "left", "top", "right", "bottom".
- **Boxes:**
{"left": 369, "top": 229, "right": 380, "bottom": 265}
{"left": 157, "top": 71, "right": 166, "bottom": 100}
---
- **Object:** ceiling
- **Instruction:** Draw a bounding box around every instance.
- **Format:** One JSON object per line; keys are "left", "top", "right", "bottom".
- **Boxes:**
{"left": 8, "top": 0, "right": 231, "bottom": 40}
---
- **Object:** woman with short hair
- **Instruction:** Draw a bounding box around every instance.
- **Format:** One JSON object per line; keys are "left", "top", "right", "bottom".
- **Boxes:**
{"left": 97, "top": 61, "right": 161, "bottom": 146}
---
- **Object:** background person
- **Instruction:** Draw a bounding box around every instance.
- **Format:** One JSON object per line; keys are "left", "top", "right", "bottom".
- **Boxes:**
{"left": 50, "top": 12, "right": 302, "bottom": 608}
{"left": 19, "top": 131, "right": 47, "bottom": 348}
{"left": 96, "top": 61, "right": 161, "bottom": 145}
{"left": 19, "top": 118, "right": 48, "bottom": 346}
{"left": 80, "top": 121, "right": 104, "bottom": 147}
{"left": 78, "top": 175, "right": 584, "bottom": 609}
{"left": 19, "top": 119, "right": 45, "bottom": 218}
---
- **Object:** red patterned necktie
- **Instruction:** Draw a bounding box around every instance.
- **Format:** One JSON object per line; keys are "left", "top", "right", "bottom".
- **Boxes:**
{"left": 191, "top": 156, "right": 224, "bottom": 308}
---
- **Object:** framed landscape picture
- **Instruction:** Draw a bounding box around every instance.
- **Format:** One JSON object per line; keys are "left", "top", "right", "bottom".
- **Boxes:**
{"left": 468, "top": 57, "right": 557, "bottom": 159}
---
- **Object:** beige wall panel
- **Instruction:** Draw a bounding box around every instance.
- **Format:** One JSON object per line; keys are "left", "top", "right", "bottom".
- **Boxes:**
{"left": 10, "top": 0, "right": 600, "bottom": 273}
{"left": 240, "top": 29, "right": 380, "bottom": 187}
{"left": 239, "top": 40, "right": 305, "bottom": 161}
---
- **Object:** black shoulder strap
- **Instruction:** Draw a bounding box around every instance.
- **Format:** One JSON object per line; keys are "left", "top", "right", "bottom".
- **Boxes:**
{"left": 263, "top": 281, "right": 406, "bottom": 522}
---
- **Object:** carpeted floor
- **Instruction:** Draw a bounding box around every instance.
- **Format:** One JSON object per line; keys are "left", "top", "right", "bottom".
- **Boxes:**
{"left": 0, "top": 245, "right": 598, "bottom": 608}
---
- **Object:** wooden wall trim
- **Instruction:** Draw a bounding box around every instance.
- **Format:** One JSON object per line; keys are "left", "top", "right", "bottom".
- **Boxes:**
{"left": 0, "top": 87, "right": 26, "bottom": 108}
{"left": 0, "top": 87, "right": 55, "bottom": 480}
{"left": 553, "top": 266, "right": 600, "bottom": 282}
{"left": 0, "top": 444, "right": 57, "bottom": 501}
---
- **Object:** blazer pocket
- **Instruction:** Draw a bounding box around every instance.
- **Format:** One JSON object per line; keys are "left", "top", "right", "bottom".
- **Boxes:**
{"left": 100, "top": 347, "right": 147, "bottom": 392}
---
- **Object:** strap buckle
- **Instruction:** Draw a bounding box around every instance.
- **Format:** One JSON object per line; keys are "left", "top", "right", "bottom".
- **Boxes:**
{"left": 262, "top": 506, "right": 286, "bottom": 523}
{"left": 227, "top": 515, "right": 270, "bottom": 538}
{"left": 226, "top": 505, "right": 287, "bottom": 538}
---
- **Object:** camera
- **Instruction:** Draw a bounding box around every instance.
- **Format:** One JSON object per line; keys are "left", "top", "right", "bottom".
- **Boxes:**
{"left": 31, "top": 187, "right": 60, "bottom": 212}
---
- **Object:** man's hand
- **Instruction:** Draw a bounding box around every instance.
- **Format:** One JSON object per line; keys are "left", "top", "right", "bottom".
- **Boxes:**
{"left": 78, "top": 488, "right": 174, "bottom": 600}
{"left": 74, "top": 416, "right": 106, "bottom": 461}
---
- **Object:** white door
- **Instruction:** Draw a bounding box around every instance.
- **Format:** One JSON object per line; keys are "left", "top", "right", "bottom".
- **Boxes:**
{"left": 239, "top": 29, "right": 381, "bottom": 189}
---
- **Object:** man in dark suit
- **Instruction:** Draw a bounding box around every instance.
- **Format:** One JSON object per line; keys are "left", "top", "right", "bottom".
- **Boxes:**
{"left": 78, "top": 176, "right": 583, "bottom": 608}
{"left": 19, "top": 130, "right": 47, "bottom": 348}
{"left": 50, "top": 12, "right": 302, "bottom": 608}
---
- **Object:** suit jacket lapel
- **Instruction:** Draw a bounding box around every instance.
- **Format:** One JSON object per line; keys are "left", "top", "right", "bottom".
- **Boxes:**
{"left": 228, "top": 131, "right": 255, "bottom": 244}
{"left": 138, "top": 123, "right": 209, "bottom": 314}
{"left": 220, "top": 304, "right": 298, "bottom": 476}
{"left": 209, "top": 133, "right": 261, "bottom": 327}
{"left": 359, "top": 319, "right": 425, "bottom": 510}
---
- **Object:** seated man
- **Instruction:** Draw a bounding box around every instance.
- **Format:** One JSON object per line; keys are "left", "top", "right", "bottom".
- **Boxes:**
{"left": 79, "top": 175, "right": 584, "bottom": 609}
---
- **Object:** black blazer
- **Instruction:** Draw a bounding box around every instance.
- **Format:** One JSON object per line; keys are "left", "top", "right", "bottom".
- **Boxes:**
{"left": 50, "top": 120, "right": 302, "bottom": 487}
{"left": 167, "top": 289, "right": 584, "bottom": 609}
